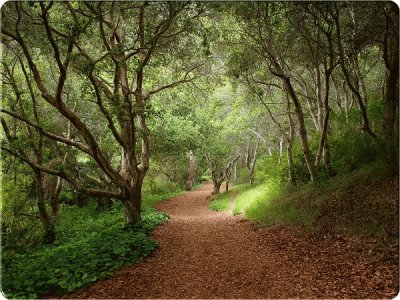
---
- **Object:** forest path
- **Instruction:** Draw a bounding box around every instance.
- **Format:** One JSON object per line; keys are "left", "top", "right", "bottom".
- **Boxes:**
{"left": 69, "top": 182, "right": 397, "bottom": 299}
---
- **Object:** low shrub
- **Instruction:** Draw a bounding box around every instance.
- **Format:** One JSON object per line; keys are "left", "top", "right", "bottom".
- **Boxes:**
{"left": 1, "top": 194, "right": 171, "bottom": 298}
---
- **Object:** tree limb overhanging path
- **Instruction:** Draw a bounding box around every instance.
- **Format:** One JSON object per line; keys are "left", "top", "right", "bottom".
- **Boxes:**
{"left": 69, "top": 182, "right": 397, "bottom": 299}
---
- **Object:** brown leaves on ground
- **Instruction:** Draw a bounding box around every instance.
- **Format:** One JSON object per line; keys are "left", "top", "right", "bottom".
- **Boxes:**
{"left": 67, "top": 182, "right": 398, "bottom": 299}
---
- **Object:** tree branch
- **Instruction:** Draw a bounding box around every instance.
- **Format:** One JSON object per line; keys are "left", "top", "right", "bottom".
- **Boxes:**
{"left": 1, "top": 109, "right": 93, "bottom": 155}
{"left": 2, "top": 146, "right": 122, "bottom": 199}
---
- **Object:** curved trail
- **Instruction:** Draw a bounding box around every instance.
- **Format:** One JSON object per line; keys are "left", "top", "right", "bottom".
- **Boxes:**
{"left": 70, "top": 182, "right": 397, "bottom": 299}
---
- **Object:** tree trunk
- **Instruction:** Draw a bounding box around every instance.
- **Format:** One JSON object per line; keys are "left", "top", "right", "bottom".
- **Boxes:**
{"left": 233, "top": 162, "right": 237, "bottom": 186}
{"left": 209, "top": 155, "right": 239, "bottom": 195}
{"left": 278, "top": 136, "right": 283, "bottom": 163}
{"left": 323, "top": 141, "right": 335, "bottom": 176}
{"left": 43, "top": 172, "right": 60, "bottom": 220}
{"left": 49, "top": 180, "right": 60, "bottom": 219}
{"left": 212, "top": 180, "right": 222, "bottom": 195}
{"left": 287, "top": 139, "right": 296, "bottom": 185}
{"left": 315, "top": 66, "right": 324, "bottom": 132}
{"left": 382, "top": 2, "right": 399, "bottom": 174}
{"left": 120, "top": 122, "right": 144, "bottom": 226}
{"left": 185, "top": 150, "right": 197, "bottom": 191}
{"left": 383, "top": 68, "right": 399, "bottom": 173}
{"left": 123, "top": 188, "right": 142, "bottom": 225}
{"left": 35, "top": 170, "right": 55, "bottom": 244}
{"left": 315, "top": 69, "right": 332, "bottom": 168}
{"left": 283, "top": 79, "right": 316, "bottom": 182}
{"left": 133, "top": 183, "right": 143, "bottom": 214}
{"left": 333, "top": 6, "right": 376, "bottom": 138}
{"left": 246, "top": 136, "right": 259, "bottom": 185}
{"left": 286, "top": 95, "right": 296, "bottom": 185}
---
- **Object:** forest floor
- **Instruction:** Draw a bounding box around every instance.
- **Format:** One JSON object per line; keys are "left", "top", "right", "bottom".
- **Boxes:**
{"left": 67, "top": 182, "right": 398, "bottom": 299}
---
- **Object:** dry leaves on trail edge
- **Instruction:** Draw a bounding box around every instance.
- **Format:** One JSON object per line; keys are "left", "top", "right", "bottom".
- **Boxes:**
{"left": 66, "top": 182, "right": 399, "bottom": 299}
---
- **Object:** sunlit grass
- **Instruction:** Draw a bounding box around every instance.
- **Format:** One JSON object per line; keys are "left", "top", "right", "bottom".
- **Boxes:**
{"left": 208, "top": 183, "right": 248, "bottom": 212}
{"left": 237, "top": 161, "right": 392, "bottom": 229}
{"left": 233, "top": 182, "right": 280, "bottom": 216}
{"left": 209, "top": 191, "right": 231, "bottom": 211}
{"left": 244, "top": 185, "right": 318, "bottom": 227}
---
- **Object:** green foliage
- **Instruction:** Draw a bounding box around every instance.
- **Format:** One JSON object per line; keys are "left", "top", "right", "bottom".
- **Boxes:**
{"left": 1, "top": 170, "right": 44, "bottom": 251}
{"left": 1, "top": 194, "right": 171, "bottom": 299}
{"left": 141, "top": 190, "right": 183, "bottom": 211}
{"left": 209, "top": 184, "right": 249, "bottom": 212}
{"left": 329, "top": 122, "right": 386, "bottom": 173}
{"left": 242, "top": 181, "right": 318, "bottom": 226}
{"left": 200, "top": 174, "right": 212, "bottom": 182}
{"left": 233, "top": 182, "right": 280, "bottom": 216}
{"left": 241, "top": 162, "right": 394, "bottom": 233}
{"left": 58, "top": 191, "right": 75, "bottom": 205}
{"left": 208, "top": 191, "right": 232, "bottom": 211}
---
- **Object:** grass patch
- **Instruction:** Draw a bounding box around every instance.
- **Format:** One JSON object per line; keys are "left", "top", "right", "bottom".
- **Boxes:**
{"left": 1, "top": 191, "right": 179, "bottom": 299}
{"left": 233, "top": 182, "right": 280, "bottom": 216}
{"left": 240, "top": 162, "right": 397, "bottom": 234}
{"left": 208, "top": 184, "right": 248, "bottom": 212}
{"left": 209, "top": 191, "right": 231, "bottom": 211}
{"left": 142, "top": 189, "right": 184, "bottom": 211}
{"left": 244, "top": 182, "right": 318, "bottom": 227}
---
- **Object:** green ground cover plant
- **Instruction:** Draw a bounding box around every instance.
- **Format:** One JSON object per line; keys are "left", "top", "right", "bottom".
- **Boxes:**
{"left": 1, "top": 191, "right": 177, "bottom": 299}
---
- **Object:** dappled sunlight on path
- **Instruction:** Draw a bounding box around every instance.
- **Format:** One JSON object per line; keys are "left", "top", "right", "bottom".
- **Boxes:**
{"left": 68, "top": 182, "right": 398, "bottom": 299}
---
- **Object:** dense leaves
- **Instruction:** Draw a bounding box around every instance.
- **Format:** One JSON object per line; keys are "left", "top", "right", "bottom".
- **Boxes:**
{"left": 2, "top": 202, "right": 169, "bottom": 298}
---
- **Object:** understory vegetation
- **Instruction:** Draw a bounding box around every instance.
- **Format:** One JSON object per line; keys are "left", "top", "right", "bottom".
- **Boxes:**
{"left": 208, "top": 184, "right": 248, "bottom": 212}
{"left": 210, "top": 159, "right": 398, "bottom": 242}
{"left": 1, "top": 187, "right": 179, "bottom": 299}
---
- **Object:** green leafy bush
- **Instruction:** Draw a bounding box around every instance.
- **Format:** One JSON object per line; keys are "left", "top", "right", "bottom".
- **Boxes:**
{"left": 58, "top": 191, "right": 75, "bottom": 205}
{"left": 2, "top": 197, "right": 170, "bottom": 299}
{"left": 330, "top": 129, "right": 385, "bottom": 173}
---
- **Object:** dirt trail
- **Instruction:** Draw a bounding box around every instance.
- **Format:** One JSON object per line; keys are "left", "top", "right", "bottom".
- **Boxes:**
{"left": 69, "top": 182, "right": 398, "bottom": 299}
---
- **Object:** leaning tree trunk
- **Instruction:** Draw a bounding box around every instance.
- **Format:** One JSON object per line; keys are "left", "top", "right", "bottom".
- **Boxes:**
{"left": 265, "top": 42, "right": 316, "bottom": 182}
{"left": 333, "top": 7, "right": 376, "bottom": 138}
{"left": 315, "top": 69, "right": 332, "bottom": 168}
{"left": 283, "top": 78, "right": 316, "bottom": 183}
{"left": 209, "top": 155, "right": 240, "bottom": 195}
{"left": 286, "top": 96, "right": 296, "bottom": 185}
{"left": 185, "top": 150, "right": 197, "bottom": 191}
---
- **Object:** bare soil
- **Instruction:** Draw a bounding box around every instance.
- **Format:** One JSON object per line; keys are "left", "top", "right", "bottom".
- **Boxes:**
{"left": 68, "top": 182, "right": 398, "bottom": 299}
